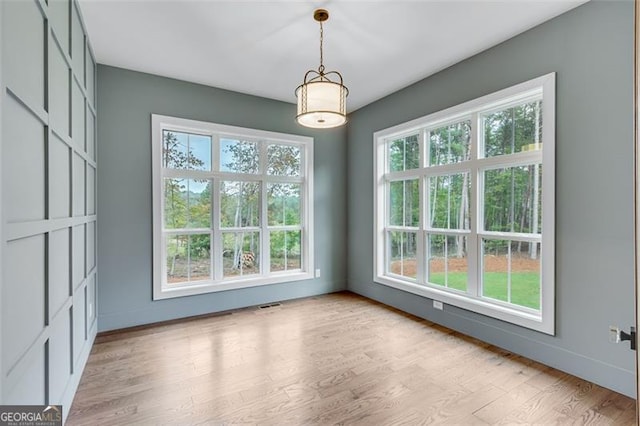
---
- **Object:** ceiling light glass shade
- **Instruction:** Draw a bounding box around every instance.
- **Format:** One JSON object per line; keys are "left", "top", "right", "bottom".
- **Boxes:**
{"left": 296, "top": 77, "right": 348, "bottom": 129}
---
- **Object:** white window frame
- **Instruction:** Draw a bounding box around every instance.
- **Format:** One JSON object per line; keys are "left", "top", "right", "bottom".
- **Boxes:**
{"left": 152, "top": 115, "right": 314, "bottom": 300}
{"left": 374, "top": 73, "right": 555, "bottom": 334}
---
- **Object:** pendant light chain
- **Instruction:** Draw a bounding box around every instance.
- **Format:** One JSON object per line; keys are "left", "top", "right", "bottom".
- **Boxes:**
{"left": 319, "top": 20, "right": 325, "bottom": 75}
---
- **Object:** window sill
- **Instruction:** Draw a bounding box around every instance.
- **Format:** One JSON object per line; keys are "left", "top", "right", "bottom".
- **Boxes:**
{"left": 154, "top": 271, "right": 315, "bottom": 300}
{"left": 375, "top": 274, "right": 554, "bottom": 335}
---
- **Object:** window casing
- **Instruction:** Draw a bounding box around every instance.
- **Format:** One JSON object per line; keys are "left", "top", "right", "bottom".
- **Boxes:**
{"left": 152, "top": 115, "right": 314, "bottom": 300}
{"left": 374, "top": 73, "right": 555, "bottom": 334}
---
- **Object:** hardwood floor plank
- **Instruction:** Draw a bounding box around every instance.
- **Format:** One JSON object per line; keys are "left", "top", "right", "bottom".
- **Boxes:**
{"left": 472, "top": 382, "right": 541, "bottom": 423}
{"left": 66, "top": 292, "right": 635, "bottom": 425}
{"left": 613, "top": 404, "right": 638, "bottom": 425}
{"left": 496, "top": 374, "right": 587, "bottom": 424}
{"left": 267, "top": 389, "right": 358, "bottom": 424}
{"left": 423, "top": 384, "right": 507, "bottom": 424}
{"left": 592, "top": 390, "right": 637, "bottom": 422}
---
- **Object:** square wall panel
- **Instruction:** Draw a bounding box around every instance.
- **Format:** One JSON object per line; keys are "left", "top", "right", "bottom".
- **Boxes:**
{"left": 72, "top": 224, "right": 85, "bottom": 289}
{"left": 86, "top": 50, "right": 95, "bottom": 107}
{"left": 3, "top": 0, "right": 45, "bottom": 108}
{"left": 48, "top": 310, "right": 71, "bottom": 403}
{"left": 71, "top": 5, "right": 85, "bottom": 80}
{"left": 3, "top": 96, "right": 45, "bottom": 223}
{"left": 72, "top": 290, "right": 86, "bottom": 364}
{"left": 87, "top": 164, "right": 96, "bottom": 215}
{"left": 49, "top": 134, "right": 71, "bottom": 219}
{"left": 4, "top": 345, "right": 45, "bottom": 405}
{"left": 49, "top": 0, "right": 70, "bottom": 55}
{"left": 72, "top": 81, "right": 85, "bottom": 151}
{"left": 87, "top": 110, "right": 95, "bottom": 160}
{"left": 49, "top": 40, "right": 70, "bottom": 138}
{"left": 73, "top": 153, "right": 85, "bottom": 216}
{"left": 87, "top": 275, "right": 96, "bottom": 326}
{"left": 2, "top": 235, "right": 45, "bottom": 372}
{"left": 49, "top": 228, "right": 71, "bottom": 317}
{"left": 87, "top": 221, "right": 95, "bottom": 273}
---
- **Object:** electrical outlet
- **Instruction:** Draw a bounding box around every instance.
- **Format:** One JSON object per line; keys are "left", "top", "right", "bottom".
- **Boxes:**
{"left": 89, "top": 303, "right": 93, "bottom": 318}
{"left": 433, "top": 300, "right": 444, "bottom": 310}
{"left": 609, "top": 325, "right": 621, "bottom": 343}
{"left": 315, "top": 268, "right": 321, "bottom": 278}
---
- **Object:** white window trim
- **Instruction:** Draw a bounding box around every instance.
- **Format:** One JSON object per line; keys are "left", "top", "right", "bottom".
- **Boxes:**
{"left": 373, "top": 73, "right": 555, "bottom": 334}
{"left": 152, "top": 115, "right": 314, "bottom": 300}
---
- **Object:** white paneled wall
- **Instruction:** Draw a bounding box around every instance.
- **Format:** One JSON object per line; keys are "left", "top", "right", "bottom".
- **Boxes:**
{"left": 1, "top": 0, "right": 97, "bottom": 416}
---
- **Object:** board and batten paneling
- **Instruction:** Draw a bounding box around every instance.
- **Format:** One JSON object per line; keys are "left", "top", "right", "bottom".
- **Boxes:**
{"left": 1, "top": 0, "right": 97, "bottom": 418}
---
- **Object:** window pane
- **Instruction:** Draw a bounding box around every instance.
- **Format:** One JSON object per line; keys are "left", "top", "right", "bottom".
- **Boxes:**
{"left": 483, "top": 165, "right": 542, "bottom": 233}
{"left": 164, "top": 178, "right": 211, "bottom": 229}
{"left": 270, "top": 230, "right": 302, "bottom": 272}
{"left": 388, "top": 231, "right": 417, "bottom": 279}
{"left": 268, "top": 183, "right": 301, "bottom": 226}
{"left": 163, "top": 131, "right": 211, "bottom": 171}
{"left": 389, "top": 179, "right": 419, "bottom": 227}
{"left": 220, "top": 138, "right": 259, "bottom": 173}
{"left": 222, "top": 232, "right": 260, "bottom": 277}
{"left": 166, "top": 234, "right": 211, "bottom": 284}
{"left": 427, "top": 234, "right": 467, "bottom": 291}
{"left": 483, "top": 100, "right": 542, "bottom": 157}
{"left": 166, "top": 234, "right": 188, "bottom": 283}
{"left": 428, "top": 121, "right": 471, "bottom": 165}
{"left": 482, "top": 239, "right": 509, "bottom": 304}
{"left": 482, "top": 239, "right": 540, "bottom": 310}
{"left": 220, "top": 181, "right": 260, "bottom": 228}
{"left": 189, "top": 234, "right": 212, "bottom": 281}
{"left": 267, "top": 144, "right": 301, "bottom": 176}
{"left": 188, "top": 134, "right": 212, "bottom": 171}
{"left": 163, "top": 131, "right": 187, "bottom": 169}
{"left": 389, "top": 134, "right": 420, "bottom": 172}
{"left": 429, "top": 173, "right": 470, "bottom": 230}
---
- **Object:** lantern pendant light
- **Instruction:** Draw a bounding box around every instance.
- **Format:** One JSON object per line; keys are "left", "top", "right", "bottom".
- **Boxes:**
{"left": 295, "top": 9, "right": 348, "bottom": 129}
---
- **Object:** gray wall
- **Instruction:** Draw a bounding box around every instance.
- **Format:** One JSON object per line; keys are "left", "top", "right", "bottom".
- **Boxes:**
{"left": 1, "top": 0, "right": 97, "bottom": 415}
{"left": 97, "top": 65, "right": 347, "bottom": 331}
{"left": 346, "top": 1, "right": 636, "bottom": 397}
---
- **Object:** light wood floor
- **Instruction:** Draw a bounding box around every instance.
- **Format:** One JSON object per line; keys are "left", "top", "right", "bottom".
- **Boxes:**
{"left": 67, "top": 292, "right": 636, "bottom": 425}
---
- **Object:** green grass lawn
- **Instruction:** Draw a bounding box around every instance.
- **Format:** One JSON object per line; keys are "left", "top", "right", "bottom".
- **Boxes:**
{"left": 428, "top": 272, "right": 540, "bottom": 310}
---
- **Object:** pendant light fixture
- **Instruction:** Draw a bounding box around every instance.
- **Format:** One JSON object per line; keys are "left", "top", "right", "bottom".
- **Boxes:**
{"left": 295, "top": 9, "right": 348, "bottom": 129}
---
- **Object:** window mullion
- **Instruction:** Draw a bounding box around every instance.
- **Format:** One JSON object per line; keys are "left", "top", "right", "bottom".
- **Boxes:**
{"left": 212, "top": 134, "right": 219, "bottom": 174}
{"left": 417, "top": 174, "right": 425, "bottom": 284}
{"left": 209, "top": 133, "right": 223, "bottom": 282}
{"left": 164, "top": 228, "right": 211, "bottom": 235}
{"left": 302, "top": 143, "right": 311, "bottom": 273}
{"left": 268, "top": 225, "right": 302, "bottom": 232}
{"left": 467, "top": 112, "right": 480, "bottom": 298}
{"left": 299, "top": 172, "right": 307, "bottom": 272}
{"left": 259, "top": 141, "right": 268, "bottom": 277}
{"left": 218, "top": 226, "right": 261, "bottom": 232}
{"left": 423, "top": 129, "right": 430, "bottom": 285}
{"left": 161, "top": 233, "right": 167, "bottom": 286}
{"left": 261, "top": 179, "right": 269, "bottom": 276}
{"left": 212, "top": 178, "right": 223, "bottom": 281}
{"left": 187, "top": 234, "right": 192, "bottom": 281}
{"left": 259, "top": 140, "right": 267, "bottom": 175}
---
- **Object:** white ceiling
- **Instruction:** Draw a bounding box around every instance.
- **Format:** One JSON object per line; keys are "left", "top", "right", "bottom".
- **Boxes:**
{"left": 78, "top": 0, "right": 587, "bottom": 112}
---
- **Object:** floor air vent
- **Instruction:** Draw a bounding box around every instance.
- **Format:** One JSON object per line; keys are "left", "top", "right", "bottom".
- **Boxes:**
{"left": 259, "top": 303, "right": 282, "bottom": 309}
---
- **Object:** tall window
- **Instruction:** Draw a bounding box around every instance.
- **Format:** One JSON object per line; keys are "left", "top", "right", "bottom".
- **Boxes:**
{"left": 152, "top": 115, "right": 314, "bottom": 299}
{"left": 374, "top": 74, "right": 555, "bottom": 334}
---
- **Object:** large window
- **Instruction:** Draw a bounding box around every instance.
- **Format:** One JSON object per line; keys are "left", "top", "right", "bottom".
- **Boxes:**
{"left": 152, "top": 115, "right": 314, "bottom": 299}
{"left": 374, "top": 74, "right": 555, "bottom": 334}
